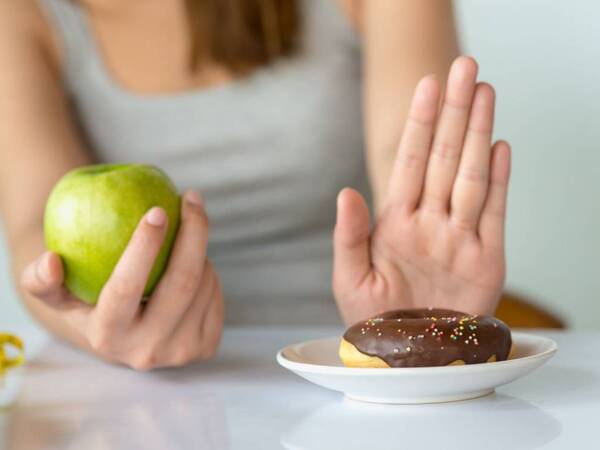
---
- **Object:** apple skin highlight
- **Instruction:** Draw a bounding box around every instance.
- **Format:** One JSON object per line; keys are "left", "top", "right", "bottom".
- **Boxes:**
{"left": 44, "top": 164, "right": 181, "bottom": 305}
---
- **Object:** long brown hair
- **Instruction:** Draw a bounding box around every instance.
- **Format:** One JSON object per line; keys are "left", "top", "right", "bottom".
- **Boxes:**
{"left": 185, "top": 0, "right": 300, "bottom": 74}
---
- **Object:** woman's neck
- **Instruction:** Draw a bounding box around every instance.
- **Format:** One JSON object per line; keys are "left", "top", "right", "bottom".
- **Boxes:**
{"left": 77, "top": 0, "right": 235, "bottom": 95}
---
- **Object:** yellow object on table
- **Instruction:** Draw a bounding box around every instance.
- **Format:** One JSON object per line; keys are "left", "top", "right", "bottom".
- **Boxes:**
{"left": 0, "top": 333, "right": 24, "bottom": 408}
{"left": 0, "top": 333, "right": 24, "bottom": 374}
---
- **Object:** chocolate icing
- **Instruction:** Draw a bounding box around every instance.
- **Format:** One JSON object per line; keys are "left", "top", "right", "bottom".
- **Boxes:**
{"left": 343, "top": 308, "right": 512, "bottom": 368}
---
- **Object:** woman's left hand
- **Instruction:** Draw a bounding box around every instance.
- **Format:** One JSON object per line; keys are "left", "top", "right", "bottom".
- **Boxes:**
{"left": 333, "top": 56, "right": 511, "bottom": 325}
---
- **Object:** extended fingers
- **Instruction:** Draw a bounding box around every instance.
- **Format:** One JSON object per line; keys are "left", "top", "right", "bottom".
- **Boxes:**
{"left": 479, "top": 141, "right": 511, "bottom": 248}
{"left": 95, "top": 207, "right": 168, "bottom": 327}
{"left": 143, "top": 191, "right": 208, "bottom": 331}
{"left": 450, "top": 83, "right": 496, "bottom": 230}
{"left": 422, "top": 56, "right": 478, "bottom": 212}
{"left": 386, "top": 75, "right": 440, "bottom": 211}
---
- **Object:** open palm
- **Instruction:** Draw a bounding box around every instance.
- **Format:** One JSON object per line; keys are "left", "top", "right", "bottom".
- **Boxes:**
{"left": 333, "top": 57, "right": 511, "bottom": 325}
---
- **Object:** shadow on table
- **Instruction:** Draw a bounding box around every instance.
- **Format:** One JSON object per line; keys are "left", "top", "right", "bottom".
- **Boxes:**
{"left": 151, "top": 346, "right": 294, "bottom": 387}
{"left": 155, "top": 353, "right": 275, "bottom": 381}
{"left": 281, "top": 393, "right": 562, "bottom": 450}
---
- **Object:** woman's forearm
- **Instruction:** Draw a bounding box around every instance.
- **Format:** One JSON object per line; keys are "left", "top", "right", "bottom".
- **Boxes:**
{"left": 0, "top": 1, "right": 94, "bottom": 348}
{"left": 362, "top": 0, "right": 460, "bottom": 211}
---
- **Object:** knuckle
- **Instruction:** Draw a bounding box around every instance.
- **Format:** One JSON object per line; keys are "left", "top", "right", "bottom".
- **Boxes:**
{"left": 172, "top": 266, "right": 202, "bottom": 294}
{"left": 467, "top": 125, "right": 492, "bottom": 137}
{"left": 444, "top": 98, "right": 470, "bottom": 112}
{"left": 458, "top": 167, "right": 488, "bottom": 183}
{"left": 421, "top": 192, "right": 448, "bottom": 214}
{"left": 407, "top": 114, "right": 432, "bottom": 128}
{"left": 171, "top": 347, "right": 194, "bottom": 367}
{"left": 129, "top": 350, "right": 159, "bottom": 372}
{"left": 130, "top": 359, "right": 154, "bottom": 372}
{"left": 432, "top": 141, "right": 460, "bottom": 160}
{"left": 399, "top": 151, "right": 426, "bottom": 169}
{"left": 106, "top": 278, "right": 134, "bottom": 300}
{"left": 451, "top": 215, "right": 475, "bottom": 231}
{"left": 89, "top": 328, "right": 115, "bottom": 354}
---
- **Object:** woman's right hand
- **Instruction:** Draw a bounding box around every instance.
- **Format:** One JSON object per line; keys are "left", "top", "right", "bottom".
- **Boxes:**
{"left": 19, "top": 191, "right": 224, "bottom": 371}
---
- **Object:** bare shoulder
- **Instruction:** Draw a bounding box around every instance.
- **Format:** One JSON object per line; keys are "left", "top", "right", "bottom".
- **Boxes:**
{"left": 0, "top": 0, "right": 45, "bottom": 35}
{"left": 0, "top": 0, "right": 60, "bottom": 65}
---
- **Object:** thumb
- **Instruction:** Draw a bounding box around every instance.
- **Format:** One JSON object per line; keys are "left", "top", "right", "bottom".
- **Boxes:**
{"left": 333, "top": 188, "right": 372, "bottom": 294}
{"left": 20, "top": 251, "right": 68, "bottom": 308}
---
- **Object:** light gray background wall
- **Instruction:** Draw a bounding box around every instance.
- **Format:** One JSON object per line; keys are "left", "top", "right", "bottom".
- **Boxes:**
{"left": 454, "top": 0, "right": 599, "bottom": 328}
{"left": 1, "top": 1, "right": 598, "bottom": 331}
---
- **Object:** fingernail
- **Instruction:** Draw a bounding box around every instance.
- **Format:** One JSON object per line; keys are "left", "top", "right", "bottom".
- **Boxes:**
{"left": 414, "top": 76, "right": 439, "bottom": 112}
{"left": 184, "top": 191, "right": 203, "bottom": 207}
{"left": 336, "top": 189, "right": 345, "bottom": 209}
{"left": 37, "top": 253, "right": 52, "bottom": 283}
{"left": 335, "top": 189, "right": 348, "bottom": 225}
{"left": 420, "top": 73, "right": 437, "bottom": 85}
{"left": 146, "top": 207, "right": 167, "bottom": 226}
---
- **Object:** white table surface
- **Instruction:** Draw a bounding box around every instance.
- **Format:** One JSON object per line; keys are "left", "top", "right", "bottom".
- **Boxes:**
{"left": 0, "top": 326, "right": 598, "bottom": 450}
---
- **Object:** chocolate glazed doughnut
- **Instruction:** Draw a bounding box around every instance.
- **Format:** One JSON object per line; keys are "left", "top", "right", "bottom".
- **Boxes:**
{"left": 340, "top": 309, "right": 512, "bottom": 368}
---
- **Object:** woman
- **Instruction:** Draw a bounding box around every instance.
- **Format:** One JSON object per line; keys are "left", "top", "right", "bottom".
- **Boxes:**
{"left": 0, "top": 0, "right": 510, "bottom": 370}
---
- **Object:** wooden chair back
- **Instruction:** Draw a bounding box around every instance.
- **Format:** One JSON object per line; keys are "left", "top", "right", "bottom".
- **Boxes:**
{"left": 495, "top": 292, "right": 565, "bottom": 329}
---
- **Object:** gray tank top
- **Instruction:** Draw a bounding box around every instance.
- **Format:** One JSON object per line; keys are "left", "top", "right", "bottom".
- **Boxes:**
{"left": 39, "top": 0, "right": 371, "bottom": 325}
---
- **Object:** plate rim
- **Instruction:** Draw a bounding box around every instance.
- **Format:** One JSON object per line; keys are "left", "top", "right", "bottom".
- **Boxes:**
{"left": 276, "top": 331, "right": 558, "bottom": 376}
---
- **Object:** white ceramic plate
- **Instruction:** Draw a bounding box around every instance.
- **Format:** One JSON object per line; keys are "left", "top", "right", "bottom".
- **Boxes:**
{"left": 277, "top": 332, "right": 557, "bottom": 404}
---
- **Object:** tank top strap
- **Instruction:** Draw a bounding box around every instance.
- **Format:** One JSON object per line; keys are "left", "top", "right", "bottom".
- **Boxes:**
{"left": 37, "top": 0, "right": 96, "bottom": 79}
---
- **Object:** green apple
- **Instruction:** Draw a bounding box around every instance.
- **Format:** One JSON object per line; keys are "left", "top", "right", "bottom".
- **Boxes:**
{"left": 44, "top": 164, "right": 181, "bottom": 305}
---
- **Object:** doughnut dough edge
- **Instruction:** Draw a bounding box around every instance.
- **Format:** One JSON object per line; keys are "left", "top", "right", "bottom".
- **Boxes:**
{"left": 339, "top": 338, "right": 502, "bottom": 368}
{"left": 339, "top": 338, "right": 389, "bottom": 368}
